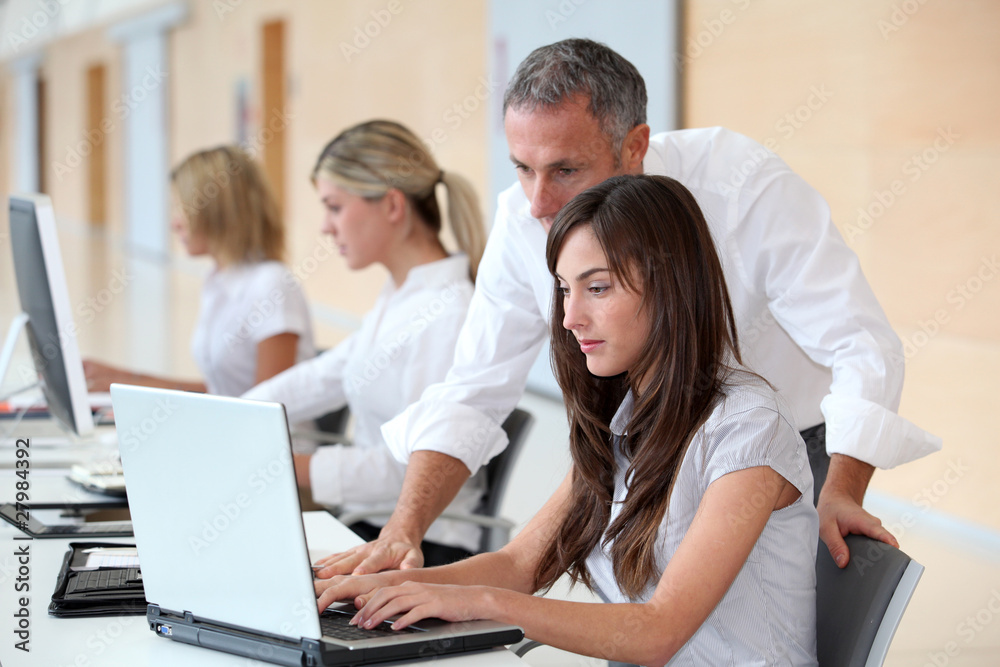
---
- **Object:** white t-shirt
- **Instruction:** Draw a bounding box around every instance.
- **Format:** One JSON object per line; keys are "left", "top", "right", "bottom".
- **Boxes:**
{"left": 243, "top": 255, "right": 483, "bottom": 552}
{"left": 587, "top": 372, "right": 818, "bottom": 665}
{"left": 383, "top": 127, "right": 941, "bottom": 473}
{"left": 191, "top": 260, "right": 315, "bottom": 397}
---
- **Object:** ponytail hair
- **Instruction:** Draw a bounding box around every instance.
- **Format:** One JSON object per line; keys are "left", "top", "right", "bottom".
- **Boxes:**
{"left": 312, "top": 120, "right": 486, "bottom": 281}
{"left": 438, "top": 170, "right": 486, "bottom": 281}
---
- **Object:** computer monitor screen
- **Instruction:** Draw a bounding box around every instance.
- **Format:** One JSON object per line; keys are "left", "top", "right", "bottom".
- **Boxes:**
{"left": 8, "top": 194, "right": 94, "bottom": 437}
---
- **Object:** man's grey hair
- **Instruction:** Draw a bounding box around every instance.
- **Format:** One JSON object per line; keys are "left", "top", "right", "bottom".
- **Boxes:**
{"left": 502, "top": 38, "right": 647, "bottom": 156}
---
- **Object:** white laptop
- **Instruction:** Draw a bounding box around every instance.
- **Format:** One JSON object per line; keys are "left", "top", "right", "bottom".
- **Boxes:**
{"left": 110, "top": 384, "right": 522, "bottom": 666}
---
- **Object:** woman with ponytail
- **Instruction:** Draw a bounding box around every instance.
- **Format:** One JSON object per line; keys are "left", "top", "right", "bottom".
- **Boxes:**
{"left": 315, "top": 175, "right": 818, "bottom": 665}
{"left": 243, "top": 120, "right": 486, "bottom": 566}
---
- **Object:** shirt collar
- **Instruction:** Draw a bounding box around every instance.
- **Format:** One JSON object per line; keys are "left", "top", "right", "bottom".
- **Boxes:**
{"left": 397, "top": 253, "right": 470, "bottom": 292}
{"left": 610, "top": 390, "right": 635, "bottom": 437}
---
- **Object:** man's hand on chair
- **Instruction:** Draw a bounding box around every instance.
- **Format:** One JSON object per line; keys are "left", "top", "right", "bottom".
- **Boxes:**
{"left": 818, "top": 454, "right": 898, "bottom": 568}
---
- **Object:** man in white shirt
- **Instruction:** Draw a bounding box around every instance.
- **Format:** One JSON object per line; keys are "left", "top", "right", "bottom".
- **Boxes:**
{"left": 316, "top": 38, "right": 940, "bottom": 578}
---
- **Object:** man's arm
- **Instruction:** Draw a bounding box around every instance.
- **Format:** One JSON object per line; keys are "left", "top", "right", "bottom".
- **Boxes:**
{"left": 818, "top": 454, "right": 899, "bottom": 567}
{"left": 314, "top": 451, "right": 471, "bottom": 575}
{"left": 729, "top": 146, "right": 940, "bottom": 563}
{"left": 315, "top": 191, "right": 549, "bottom": 575}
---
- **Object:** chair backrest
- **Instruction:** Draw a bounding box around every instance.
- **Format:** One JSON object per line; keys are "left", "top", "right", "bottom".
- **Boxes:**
{"left": 315, "top": 405, "right": 351, "bottom": 436}
{"left": 816, "top": 534, "right": 924, "bottom": 667}
{"left": 478, "top": 408, "right": 534, "bottom": 552}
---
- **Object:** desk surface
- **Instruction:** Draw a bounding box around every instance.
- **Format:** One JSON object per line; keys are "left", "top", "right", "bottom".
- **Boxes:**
{"left": 0, "top": 512, "right": 524, "bottom": 667}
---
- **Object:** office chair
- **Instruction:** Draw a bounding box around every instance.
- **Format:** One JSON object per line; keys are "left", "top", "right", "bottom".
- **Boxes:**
{"left": 316, "top": 405, "right": 351, "bottom": 442}
{"left": 289, "top": 349, "right": 353, "bottom": 445}
{"left": 338, "top": 408, "right": 534, "bottom": 553}
{"left": 816, "top": 534, "right": 924, "bottom": 666}
{"left": 290, "top": 406, "right": 352, "bottom": 445}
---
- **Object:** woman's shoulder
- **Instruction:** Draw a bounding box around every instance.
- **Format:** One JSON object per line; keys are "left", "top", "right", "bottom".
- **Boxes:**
{"left": 402, "top": 254, "right": 474, "bottom": 301}
{"left": 695, "top": 368, "right": 803, "bottom": 470}
{"left": 230, "top": 260, "right": 302, "bottom": 294}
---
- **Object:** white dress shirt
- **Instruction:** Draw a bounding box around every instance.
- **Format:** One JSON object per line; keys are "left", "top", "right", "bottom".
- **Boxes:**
{"left": 588, "top": 373, "right": 818, "bottom": 665}
{"left": 242, "top": 255, "right": 484, "bottom": 553}
{"left": 384, "top": 127, "right": 941, "bottom": 473}
{"left": 190, "top": 260, "right": 315, "bottom": 397}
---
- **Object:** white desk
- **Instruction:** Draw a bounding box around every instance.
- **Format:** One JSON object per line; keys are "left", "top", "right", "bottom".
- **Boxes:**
{"left": 0, "top": 424, "right": 120, "bottom": 471}
{"left": 0, "top": 512, "right": 525, "bottom": 667}
{"left": 0, "top": 469, "right": 127, "bottom": 508}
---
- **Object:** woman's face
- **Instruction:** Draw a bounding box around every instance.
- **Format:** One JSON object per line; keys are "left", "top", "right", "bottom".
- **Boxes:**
{"left": 315, "top": 176, "right": 394, "bottom": 271}
{"left": 556, "top": 225, "right": 650, "bottom": 385}
{"left": 170, "top": 191, "right": 209, "bottom": 257}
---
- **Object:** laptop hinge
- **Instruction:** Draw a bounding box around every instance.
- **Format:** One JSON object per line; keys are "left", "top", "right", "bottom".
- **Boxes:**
{"left": 148, "top": 604, "right": 319, "bottom": 666}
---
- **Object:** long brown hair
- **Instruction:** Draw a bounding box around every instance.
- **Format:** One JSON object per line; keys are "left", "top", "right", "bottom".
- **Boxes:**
{"left": 537, "top": 174, "right": 743, "bottom": 599}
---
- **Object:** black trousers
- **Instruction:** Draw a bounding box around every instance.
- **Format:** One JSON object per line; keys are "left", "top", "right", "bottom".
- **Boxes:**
{"left": 800, "top": 423, "right": 829, "bottom": 506}
{"left": 347, "top": 521, "right": 475, "bottom": 567}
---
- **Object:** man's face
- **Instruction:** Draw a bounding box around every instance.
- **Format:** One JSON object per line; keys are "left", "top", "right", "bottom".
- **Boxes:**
{"left": 505, "top": 96, "right": 624, "bottom": 232}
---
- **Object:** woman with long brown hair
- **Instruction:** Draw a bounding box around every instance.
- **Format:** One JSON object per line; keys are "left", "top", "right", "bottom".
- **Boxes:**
{"left": 315, "top": 175, "right": 819, "bottom": 665}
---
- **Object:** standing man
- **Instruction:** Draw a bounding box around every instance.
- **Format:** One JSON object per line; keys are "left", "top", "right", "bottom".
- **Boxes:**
{"left": 316, "top": 38, "right": 940, "bottom": 577}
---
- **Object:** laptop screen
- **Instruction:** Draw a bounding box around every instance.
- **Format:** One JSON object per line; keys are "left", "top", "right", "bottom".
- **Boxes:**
{"left": 112, "top": 385, "right": 323, "bottom": 640}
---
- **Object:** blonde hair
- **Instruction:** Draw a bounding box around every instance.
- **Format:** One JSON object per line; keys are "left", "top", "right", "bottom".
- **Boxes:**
{"left": 312, "top": 120, "right": 486, "bottom": 281}
{"left": 171, "top": 146, "right": 285, "bottom": 267}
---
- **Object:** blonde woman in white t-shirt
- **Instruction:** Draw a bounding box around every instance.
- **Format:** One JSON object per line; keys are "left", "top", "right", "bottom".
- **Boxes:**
{"left": 84, "top": 146, "right": 315, "bottom": 396}
{"left": 243, "top": 120, "right": 488, "bottom": 566}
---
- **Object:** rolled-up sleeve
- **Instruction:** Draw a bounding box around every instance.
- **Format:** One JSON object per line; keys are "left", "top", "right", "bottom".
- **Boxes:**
{"left": 308, "top": 442, "right": 406, "bottom": 508}
{"left": 734, "top": 164, "right": 941, "bottom": 468}
{"left": 241, "top": 339, "right": 353, "bottom": 425}
{"left": 382, "top": 205, "right": 548, "bottom": 474}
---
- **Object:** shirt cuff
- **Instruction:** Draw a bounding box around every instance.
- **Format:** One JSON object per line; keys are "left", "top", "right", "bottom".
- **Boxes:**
{"left": 308, "top": 446, "right": 345, "bottom": 507}
{"left": 381, "top": 400, "right": 508, "bottom": 474}
{"left": 821, "top": 394, "right": 943, "bottom": 469}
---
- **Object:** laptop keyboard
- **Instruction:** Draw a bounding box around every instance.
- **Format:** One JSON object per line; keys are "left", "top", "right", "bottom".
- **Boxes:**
{"left": 66, "top": 568, "right": 143, "bottom": 595}
{"left": 320, "top": 610, "right": 418, "bottom": 640}
{"left": 44, "top": 521, "right": 133, "bottom": 535}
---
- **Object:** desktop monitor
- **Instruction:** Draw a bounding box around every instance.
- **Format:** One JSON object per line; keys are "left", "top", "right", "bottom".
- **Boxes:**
{"left": 5, "top": 194, "right": 94, "bottom": 437}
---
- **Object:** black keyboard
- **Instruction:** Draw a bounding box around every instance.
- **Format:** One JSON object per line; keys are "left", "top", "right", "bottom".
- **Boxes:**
{"left": 320, "top": 610, "right": 418, "bottom": 640}
{"left": 66, "top": 568, "right": 143, "bottom": 596}
{"left": 46, "top": 522, "right": 132, "bottom": 535}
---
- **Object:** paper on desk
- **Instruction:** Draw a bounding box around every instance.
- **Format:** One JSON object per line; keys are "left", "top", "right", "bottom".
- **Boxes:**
{"left": 84, "top": 548, "right": 139, "bottom": 569}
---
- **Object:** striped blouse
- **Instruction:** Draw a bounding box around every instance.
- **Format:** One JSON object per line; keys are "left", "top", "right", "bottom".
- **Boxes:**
{"left": 586, "top": 371, "right": 819, "bottom": 666}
